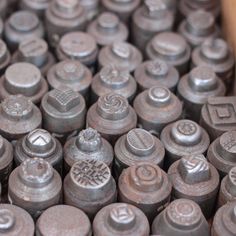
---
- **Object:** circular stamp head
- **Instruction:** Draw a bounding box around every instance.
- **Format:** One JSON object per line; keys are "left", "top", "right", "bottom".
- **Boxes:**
{"left": 55, "top": 60, "right": 85, "bottom": 81}
{"left": 25, "top": 129, "right": 53, "bottom": 153}
{"left": 112, "top": 42, "right": 131, "bottom": 59}
{"left": 98, "top": 12, "right": 119, "bottom": 30}
{"left": 129, "top": 162, "right": 163, "bottom": 192}
{"left": 96, "top": 93, "right": 129, "bottom": 120}
{"left": 178, "top": 154, "right": 210, "bottom": 184}
{"left": 100, "top": 65, "right": 130, "bottom": 88}
{"left": 19, "top": 37, "right": 48, "bottom": 61}
{"left": 19, "top": 158, "right": 53, "bottom": 187}
{"left": 219, "top": 131, "right": 236, "bottom": 155}
{"left": 148, "top": 86, "right": 171, "bottom": 106}
{"left": 70, "top": 160, "right": 111, "bottom": 189}
{"left": 145, "top": 59, "right": 169, "bottom": 78}
{"left": 186, "top": 10, "right": 214, "bottom": 35}
{"left": 126, "top": 128, "right": 155, "bottom": 156}
{"left": 152, "top": 32, "right": 187, "bottom": 59}
{"left": 0, "top": 209, "right": 16, "bottom": 233}
{"left": 108, "top": 204, "right": 136, "bottom": 231}
{"left": 47, "top": 87, "right": 81, "bottom": 113}
{"left": 5, "top": 63, "right": 41, "bottom": 96}
{"left": 2, "top": 95, "right": 33, "bottom": 120}
{"left": 171, "top": 120, "right": 202, "bottom": 146}
{"left": 201, "top": 38, "right": 228, "bottom": 62}
{"left": 59, "top": 32, "right": 97, "bottom": 58}
{"left": 144, "top": 0, "right": 167, "bottom": 17}
{"left": 9, "top": 11, "right": 39, "bottom": 32}
{"left": 166, "top": 199, "right": 202, "bottom": 229}
{"left": 76, "top": 128, "right": 102, "bottom": 152}
{"left": 226, "top": 166, "right": 236, "bottom": 196}
{"left": 189, "top": 66, "right": 217, "bottom": 92}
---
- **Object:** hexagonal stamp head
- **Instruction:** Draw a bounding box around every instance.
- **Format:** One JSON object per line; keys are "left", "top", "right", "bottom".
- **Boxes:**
{"left": 178, "top": 154, "right": 210, "bottom": 184}
{"left": 47, "top": 87, "right": 80, "bottom": 112}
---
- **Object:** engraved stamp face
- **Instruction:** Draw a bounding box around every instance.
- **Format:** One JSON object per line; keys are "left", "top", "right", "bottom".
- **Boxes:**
{"left": 177, "top": 121, "right": 197, "bottom": 136}
{"left": 71, "top": 160, "right": 110, "bottom": 188}
{"left": 110, "top": 205, "right": 135, "bottom": 225}
{"left": 220, "top": 131, "right": 236, "bottom": 154}
{"left": 48, "top": 88, "right": 80, "bottom": 112}
{"left": 112, "top": 42, "right": 131, "bottom": 59}
{"left": 146, "top": 60, "right": 168, "bottom": 77}
{"left": 166, "top": 199, "right": 201, "bottom": 228}
{"left": 206, "top": 98, "right": 236, "bottom": 125}
{"left": 0, "top": 209, "right": 15, "bottom": 231}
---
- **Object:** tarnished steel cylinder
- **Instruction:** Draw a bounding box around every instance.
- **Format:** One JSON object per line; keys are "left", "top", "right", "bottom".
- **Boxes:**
{"left": 161, "top": 119, "right": 210, "bottom": 168}
{"left": 134, "top": 59, "right": 180, "bottom": 92}
{"left": 0, "top": 39, "right": 11, "bottom": 75}
{"left": 0, "top": 95, "right": 42, "bottom": 141}
{"left": 133, "top": 86, "right": 183, "bottom": 137}
{"left": 168, "top": 154, "right": 220, "bottom": 219}
{"left": 207, "top": 131, "right": 236, "bottom": 178}
{"left": 178, "top": 10, "right": 219, "bottom": 48}
{"left": 64, "top": 127, "right": 114, "bottom": 172}
{"left": 0, "top": 18, "right": 3, "bottom": 38}
{"left": 152, "top": 199, "right": 210, "bottom": 236}
{"left": 0, "top": 204, "right": 35, "bottom": 236}
{"left": 45, "top": 0, "right": 86, "bottom": 48}
{"left": 118, "top": 161, "right": 172, "bottom": 222}
{"left": 218, "top": 166, "right": 236, "bottom": 208}
{"left": 177, "top": 66, "right": 226, "bottom": 121}
{"left": 79, "top": 0, "right": 100, "bottom": 22}
{"left": 200, "top": 96, "right": 236, "bottom": 141}
{"left": 8, "top": 157, "right": 62, "bottom": 220}
{"left": 114, "top": 128, "right": 165, "bottom": 178}
{"left": 211, "top": 201, "right": 236, "bottom": 236}
{"left": 87, "top": 93, "right": 137, "bottom": 144}
{"left": 64, "top": 159, "right": 117, "bottom": 220}
{"left": 191, "top": 38, "right": 235, "bottom": 88}
{"left": 101, "top": 0, "right": 141, "bottom": 24}
{"left": 41, "top": 87, "right": 86, "bottom": 141}
{"left": 20, "top": 0, "right": 52, "bottom": 18}
{"left": 178, "top": 0, "right": 221, "bottom": 20}
{"left": 36, "top": 205, "right": 92, "bottom": 236}
{"left": 87, "top": 12, "right": 129, "bottom": 47}
{"left": 0, "top": 62, "right": 48, "bottom": 104}
{"left": 0, "top": 135, "right": 13, "bottom": 193}
{"left": 47, "top": 60, "right": 92, "bottom": 101}
{"left": 4, "top": 10, "right": 44, "bottom": 51}
{"left": 146, "top": 32, "right": 191, "bottom": 75}
{"left": 56, "top": 32, "right": 98, "bottom": 73}
{"left": 12, "top": 37, "right": 56, "bottom": 76}
{"left": 91, "top": 65, "right": 137, "bottom": 104}
{"left": 98, "top": 41, "right": 143, "bottom": 73}
{"left": 93, "top": 203, "right": 150, "bottom": 236}
{"left": 14, "top": 129, "right": 63, "bottom": 174}
{"left": 132, "top": 0, "right": 174, "bottom": 52}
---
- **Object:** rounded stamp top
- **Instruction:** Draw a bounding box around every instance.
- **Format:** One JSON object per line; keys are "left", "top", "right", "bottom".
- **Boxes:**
{"left": 9, "top": 11, "right": 39, "bottom": 32}
{"left": 0, "top": 209, "right": 15, "bottom": 232}
{"left": 126, "top": 128, "right": 155, "bottom": 156}
{"left": 109, "top": 204, "right": 136, "bottom": 230}
{"left": 60, "top": 32, "right": 97, "bottom": 58}
{"left": 100, "top": 65, "right": 130, "bottom": 88}
{"left": 19, "top": 158, "right": 53, "bottom": 187}
{"left": 219, "top": 131, "right": 236, "bottom": 154}
{"left": 112, "top": 42, "right": 131, "bottom": 59}
{"left": 76, "top": 128, "right": 102, "bottom": 152}
{"left": 166, "top": 199, "right": 202, "bottom": 229}
{"left": 97, "top": 93, "right": 129, "bottom": 120}
{"left": 2, "top": 95, "right": 33, "bottom": 119}
{"left": 129, "top": 162, "right": 163, "bottom": 192}
{"left": 145, "top": 59, "right": 169, "bottom": 77}
{"left": 98, "top": 12, "right": 119, "bottom": 29}
{"left": 148, "top": 86, "right": 171, "bottom": 106}
{"left": 70, "top": 160, "right": 111, "bottom": 189}
{"left": 171, "top": 120, "right": 202, "bottom": 146}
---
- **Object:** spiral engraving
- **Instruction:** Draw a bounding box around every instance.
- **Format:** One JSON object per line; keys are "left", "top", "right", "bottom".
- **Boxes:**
{"left": 0, "top": 209, "right": 15, "bottom": 231}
